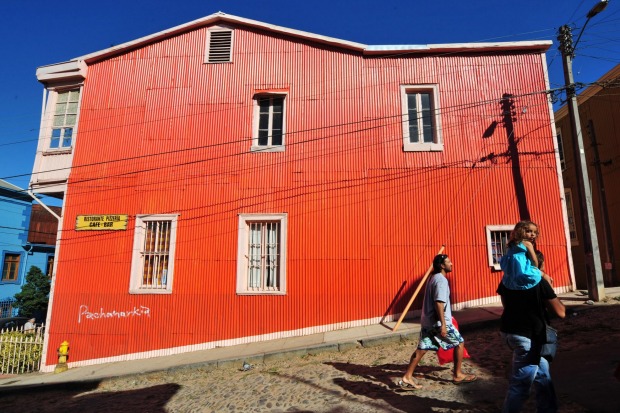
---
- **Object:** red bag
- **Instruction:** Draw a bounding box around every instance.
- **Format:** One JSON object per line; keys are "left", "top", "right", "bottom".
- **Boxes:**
{"left": 437, "top": 317, "right": 471, "bottom": 365}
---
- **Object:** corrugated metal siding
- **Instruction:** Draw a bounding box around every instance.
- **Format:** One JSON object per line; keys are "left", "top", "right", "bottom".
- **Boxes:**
{"left": 45, "top": 24, "right": 570, "bottom": 366}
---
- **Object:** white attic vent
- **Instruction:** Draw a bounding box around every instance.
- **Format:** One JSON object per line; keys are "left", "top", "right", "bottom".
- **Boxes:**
{"left": 206, "top": 29, "right": 233, "bottom": 63}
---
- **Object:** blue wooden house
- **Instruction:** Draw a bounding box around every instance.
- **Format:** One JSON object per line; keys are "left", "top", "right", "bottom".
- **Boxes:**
{"left": 0, "top": 179, "right": 59, "bottom": 317}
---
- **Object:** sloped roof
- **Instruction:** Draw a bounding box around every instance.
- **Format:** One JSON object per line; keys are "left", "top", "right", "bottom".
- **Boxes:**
{"left": 555, "top": 63, "right": 620, "bottom": 121}
{"left": 0, "top": 178, "right": 23, "bottom": 192}
{"left": 37, "top": 12, "right": 552, "bottom": 82}
{"left": 0, "top": 179, "right": 30, "bottom": 203}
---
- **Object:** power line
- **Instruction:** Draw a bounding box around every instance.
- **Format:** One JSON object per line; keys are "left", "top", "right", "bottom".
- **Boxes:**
{"left": 0, "top": 79, "right": 563, "bottom": 186}
{"left": 17, "top": 97, "right": 556, "bottom": 202}
{"left": 0, "top": 41, "right": 558, "bottom": 146}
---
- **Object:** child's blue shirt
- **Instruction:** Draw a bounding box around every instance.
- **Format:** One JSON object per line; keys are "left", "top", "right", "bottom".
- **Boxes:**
{"left": 500, "top": 242, "right": 542, "bottom": 290}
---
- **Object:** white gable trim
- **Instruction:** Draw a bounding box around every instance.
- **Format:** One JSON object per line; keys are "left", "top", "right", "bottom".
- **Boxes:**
{"left": 51, "top": 12, "right": 551, "bottom": 66}
{"left": 36, "top": 60, "right": 88, "bottom": 84}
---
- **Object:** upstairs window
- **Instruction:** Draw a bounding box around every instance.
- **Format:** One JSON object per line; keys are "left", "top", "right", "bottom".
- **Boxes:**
{"left": 205, "top": 28, "right": 233, "bottom": 63}
{"left": 401, "top": 85, "right": 443, "bottom": 151}
{"left": 252, "top": 94, "right": 286, "bottom": 152}
{"left": 485, "top": 225, "right": 512, "bottom": 270}
{"left": 130, "top": 215, "right": 178, "bottom": 294}
{"left": 50, "top": 89, "right": 80, "bottom": 149}
{"left": 1, "top": 253, "right": 21, "bottom": 282}
{"left": 237, "top": 214, "right": 287, "bottom": 294}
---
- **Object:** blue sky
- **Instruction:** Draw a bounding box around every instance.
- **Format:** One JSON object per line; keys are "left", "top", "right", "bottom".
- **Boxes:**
{"left": 1, "top": 0, "right": 618, "bottom": 200}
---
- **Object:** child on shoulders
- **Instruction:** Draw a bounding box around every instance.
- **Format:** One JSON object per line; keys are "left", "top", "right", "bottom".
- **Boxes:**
{"left": 500, "top": 221, "right": 551, "bottom": 290}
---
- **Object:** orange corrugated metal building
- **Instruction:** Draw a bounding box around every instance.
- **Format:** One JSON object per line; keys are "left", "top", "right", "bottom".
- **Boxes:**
{"left": 30, "top": 13, "right": 574, "bottom": 370}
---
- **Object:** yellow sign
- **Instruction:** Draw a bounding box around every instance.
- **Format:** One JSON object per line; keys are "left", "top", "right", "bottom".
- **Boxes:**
{"left": 76, "top": 215, "right": 128, "bottom": 231}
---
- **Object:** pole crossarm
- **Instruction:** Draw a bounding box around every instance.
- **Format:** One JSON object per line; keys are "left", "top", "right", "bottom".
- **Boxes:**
{"left": 557, "top": 25, "right": 575, "bottom": 58}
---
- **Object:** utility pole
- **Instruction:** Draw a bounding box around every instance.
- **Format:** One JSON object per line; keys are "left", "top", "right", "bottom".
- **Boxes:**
{"left": 586, "top": 120, "right": 616, "bottom": 286}
{"left": 557, "top": 24, "right": 605, "bottom": 301}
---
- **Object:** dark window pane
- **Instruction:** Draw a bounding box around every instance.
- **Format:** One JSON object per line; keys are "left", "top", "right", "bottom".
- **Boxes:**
{"left": 272, "top": 112, "right": 283, "bottom": 131}
{"left": 407, "top": 94, "right": 416, "bottom": 109}
{"left": 420, "top": 93, "right": 431, "bottom": 111}
{"left": 409, "top": 124, "right": 419, "bottom": 143}
{"left": 272, "top": 97, "right": 283, "bottom": 113}
{"left": 420, "top": 93, "right": 434, "bottom": 143}
{"left": 409, "top": 107, "right": 419, "bottom": 143}
{"left": 258, "top": 130, "right": 269, "bottom": 146}
{"left": 258, "top": 98, "right": 270, "bottom": 113}
{"left": 272, "top": 129, "right": 283, "bottom": 146}
{"left": 422, "top": 125, "right": 433, "bottom": 143}
{"left": 258, "top": 113, "right": 269, "bottom": 130}
{"left": 422, "top": 112, "right": 433, "bottom": 143}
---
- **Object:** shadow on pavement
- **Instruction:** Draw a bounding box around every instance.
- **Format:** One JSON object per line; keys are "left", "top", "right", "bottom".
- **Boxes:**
{"left": 326, "top": 361, "right": 502, "bottom": 412}
{"left": 0, "top": 381, "right": 180, "bottom": 413}
{"left": 332, "top": 376, "right": 471, "bottom": 412}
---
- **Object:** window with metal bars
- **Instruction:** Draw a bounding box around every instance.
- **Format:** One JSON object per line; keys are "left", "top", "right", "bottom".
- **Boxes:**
{"left": 1, "top": 253, "right": 21, "bottom": 282}
{"left": 206, "top": 29, "right": 233, "bottom": 63}
{"left": 130, "top": 215, "right": 178, "bottom": 294}
{"left": 252, "top": 94, "right": 286, "bottom": 152}
{"left": 248, "top": 221, "right": 280, "bottom": 290}
{"left": 401, "top": 84, "right": 443, "bottom": 152}
{"left": 485, "top": 225, "right": 513, "bottom": 270}
{"left": 50, "top": 89, "right": 80, "bottom": 149}
{"left": 237, "top": 214, "right": 287, "bottom": 294}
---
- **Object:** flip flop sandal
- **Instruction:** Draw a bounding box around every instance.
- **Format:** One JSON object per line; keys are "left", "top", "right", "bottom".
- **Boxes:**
{"left": 453, "top": 374, "right": 477, "bottom": 385}
{"left": 396, "top": 379, "right": 421, "bottom": 391}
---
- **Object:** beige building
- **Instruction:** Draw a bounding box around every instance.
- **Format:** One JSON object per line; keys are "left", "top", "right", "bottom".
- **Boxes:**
{"left": 555, "top": 64, "right": 620, "bottom": 289}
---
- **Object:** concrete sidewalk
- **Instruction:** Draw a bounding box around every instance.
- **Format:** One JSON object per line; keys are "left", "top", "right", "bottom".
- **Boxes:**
{"left": 1, "top": 287, "right": 617, "bottom": 392}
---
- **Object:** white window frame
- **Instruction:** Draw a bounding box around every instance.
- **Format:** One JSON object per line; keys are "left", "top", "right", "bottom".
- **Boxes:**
{"left": 556, "top": 127, "right": 566, "bottom": 171}
{"left": 204, "top": 26, "right": 233, "bottom": 64}
{"left": 129, "top": 214, "right": 179, "bottom": 294}
{"left": 485, "top": 225, "right": 513, "bottom": 270}
{"left": 401, "top": 84, "right": 443, "bottom": 152}
{"left": 237, "top": 213, "right": 287, "bottom": 295}
{"left": 42, "top": 86, "right": 83, "bottom": 153}
{"left": 251, "top": 93, "right": 287, "bottom": 152}
{"left": 564, "top": 188, "right": 579, "bottom": 246}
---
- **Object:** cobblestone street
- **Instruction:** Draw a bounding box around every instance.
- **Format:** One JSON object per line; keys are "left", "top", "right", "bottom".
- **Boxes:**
{"left": 2, "top": 303, "right": 620, "bottom": 413}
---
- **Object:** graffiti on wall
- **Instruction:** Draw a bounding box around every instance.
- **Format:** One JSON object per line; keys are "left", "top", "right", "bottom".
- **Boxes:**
{"left": 78, "top": 305, "right": 151, "bottom": 323}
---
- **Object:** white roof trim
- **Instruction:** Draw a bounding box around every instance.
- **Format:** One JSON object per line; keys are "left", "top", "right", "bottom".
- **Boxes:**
{"left": 555, "top": 63, "right": 620, "bottom": 121}
{"left": 0, "top": 178, "right": 24, "bottom": 192}
{"left": 36, "top": 60, "right": 88, "bottom": 84}
{"left": 38, "top": 12, "right": 553, "bottom": 69}
{"left": 73, "top": 12, "right": 366, "bottom": 63}
{"left": 71, "top": 13, "right": 552, "bottom": 62}
{"left": 364, "top": 40, "right": 552, "bottom": 53}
